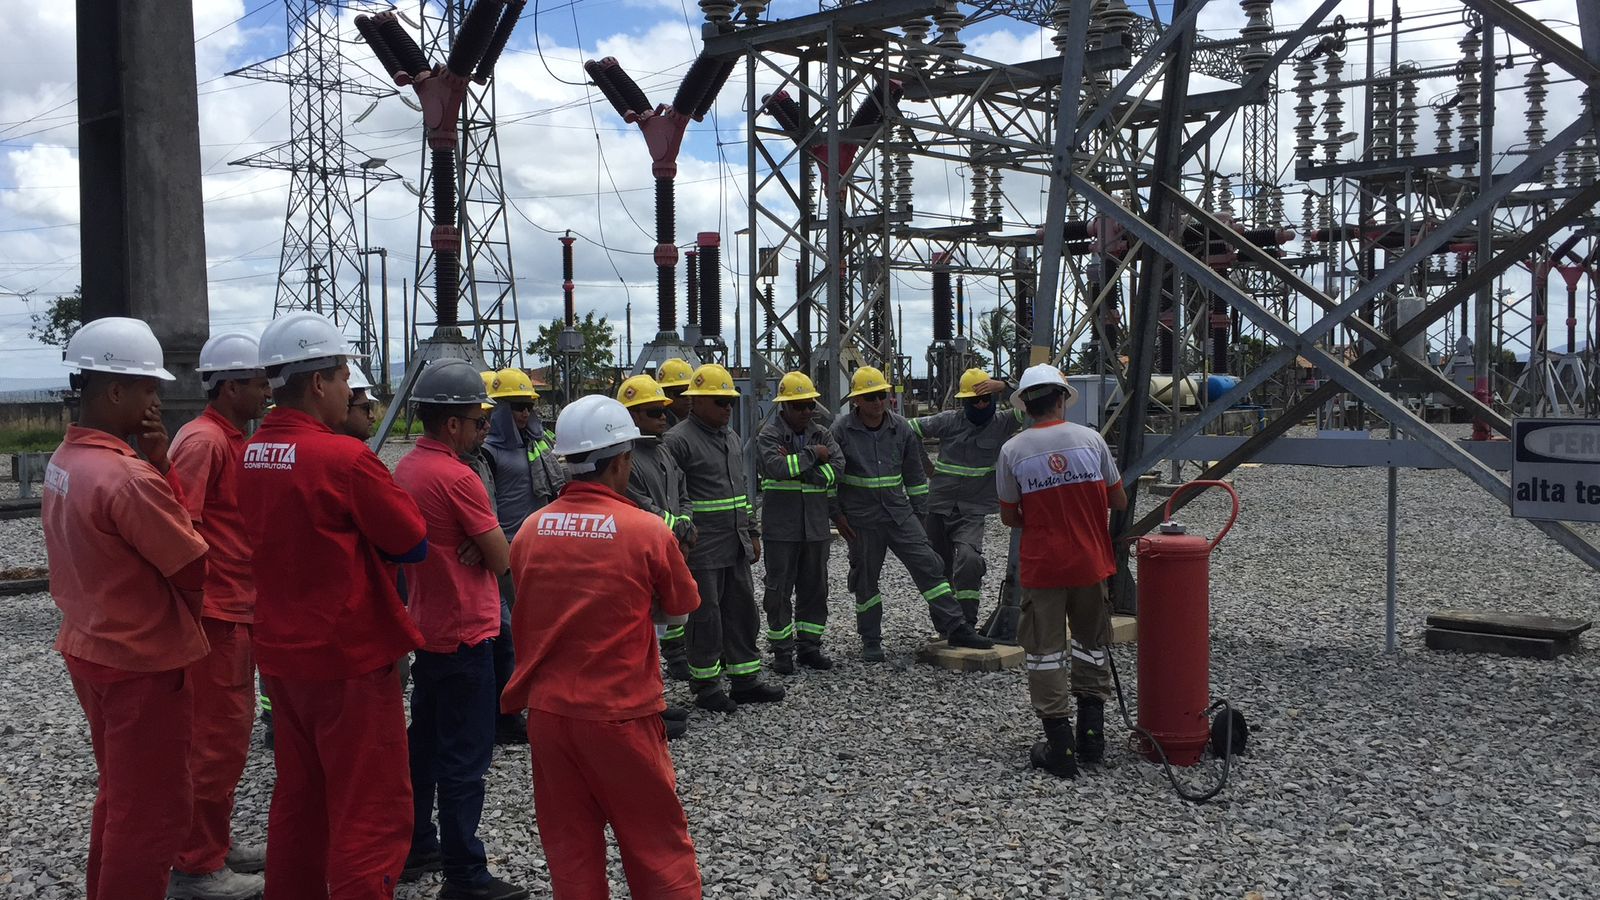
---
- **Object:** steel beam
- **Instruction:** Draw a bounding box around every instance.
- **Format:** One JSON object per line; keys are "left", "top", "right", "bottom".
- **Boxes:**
{"left": 1461, "top": 0, "right": 1600, "bottom": 82}
{"left": 1071, "top": 0, "right": 1210, "bottom": 142}
{"left": 704, "top": 0, "right": 939, "bottom": 56}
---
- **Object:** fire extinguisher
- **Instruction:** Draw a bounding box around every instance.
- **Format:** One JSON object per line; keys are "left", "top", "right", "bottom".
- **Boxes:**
{"left": 1116, "top": 479, "right": 1246, "bottom": 803}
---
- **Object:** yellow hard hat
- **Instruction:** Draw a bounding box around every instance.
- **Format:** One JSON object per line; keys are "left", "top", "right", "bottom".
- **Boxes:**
{"left": 480, "top": 371, "right": 497, "bottom": 410}
{"left": 684, "top": 363, "right": 740, "bottom": 397}
{"left": 953, "top": 368, "right": 995, "bottom": 399}
{"left": 846, "top": 365, "right": 892, "bottom": 398}
{"left": 617, "top": 374, "right": 668, "bottom": 408}
{"left": 489, "top": 367, "right": 539, "bottom": 400}
{"left": 657, "top": 358, "right": 694, "bottom": 388}
{"left": 776, "top": 371, "right": 820, "bottom": 402}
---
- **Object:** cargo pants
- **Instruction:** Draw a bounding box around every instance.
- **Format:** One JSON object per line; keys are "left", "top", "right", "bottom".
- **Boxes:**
{"left": 925, "top": 511, "right": 987, "bottom": 627}
{"left": 761, "top": 539, "right": 831, "bottom": 654}
{"left": 849, "top": 515, "right": 964, "bottom": 644}
{"left": 686, "top": 560, "right": 763, "bottom": 697}
{"left": 1018, "top": 583, "right": 1113, "bottom": 718}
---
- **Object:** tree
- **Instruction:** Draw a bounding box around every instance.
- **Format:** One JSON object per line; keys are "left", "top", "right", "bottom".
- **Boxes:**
{"left": 527, "top": 311, "right": 616, "bottom": 396}
{"left": 29, "top": 287, "right": 82, "bottom": 348}
{"left": 975, "top": 308, "right": 1014, "bottom": 377}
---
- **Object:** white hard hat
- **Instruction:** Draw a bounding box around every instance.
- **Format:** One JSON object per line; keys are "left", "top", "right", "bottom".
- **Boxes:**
{"left": 63, "top": 317, "right": 175, "bottom": 381}
{"left": 1012, "top": 363, "right": 1078, "bottom": 411}
{"left": 554, "top": 394, "right": 641, "bottom": 473}
{"left": 348, "top": 365, "right": 373, "bottom": 392}
{"left": 196, "top": 331, "right": 264, "bottom": 388}
{"left": 258, "top": 311, "right": 366, "bottom": 388}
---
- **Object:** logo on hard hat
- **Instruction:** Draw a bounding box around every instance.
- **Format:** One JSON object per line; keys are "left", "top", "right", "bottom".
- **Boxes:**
{"left": 102, "top": 352, "right": 114, "bottom": 361}
{"left": 298, "top": 338, "right": 313, "bottom": 348}
{"left": 492, "top": 376, "right": 503, "bottom": 390}
{"left": 623, "top": 386, "right": 636, "bottom": 400}
{"left": 693, "top": 374, "right": 706, "bottom": 387}
{"left": 1048, "top": 453, "right": 1067, "bottom": 474}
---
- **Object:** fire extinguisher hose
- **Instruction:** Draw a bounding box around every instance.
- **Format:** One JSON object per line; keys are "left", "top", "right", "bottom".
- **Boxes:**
{"left": 1101, "top": 602, "right": 1237, "bottom": 804}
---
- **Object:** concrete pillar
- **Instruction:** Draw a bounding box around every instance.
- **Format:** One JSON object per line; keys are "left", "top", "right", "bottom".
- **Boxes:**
{"left": 76, "top": 0, "right": 210, "bottom": 427}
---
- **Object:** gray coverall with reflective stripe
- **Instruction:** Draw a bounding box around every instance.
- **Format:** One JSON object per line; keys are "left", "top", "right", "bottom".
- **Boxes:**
{"left": 662, "top": 415, "right": 765, "bottom": 694}
{"left": 757, "top": 417, "right": 844, "bottom": 653}
{"left": 627, "top": 435, "right": 696, "bottom": 663}
{"left": 829, "top": 410, "right": 963, "bottom": 643}
{"left": 911, "top": 407, "right": 1026, "bottom": 625}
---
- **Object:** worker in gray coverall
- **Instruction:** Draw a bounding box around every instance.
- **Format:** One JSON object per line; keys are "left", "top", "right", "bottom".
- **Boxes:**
{"left": 756, "top": 371, "right": 845, "bottom": 674}
{"left": 910, "top": 368, "right": 1020, "bottom": 629}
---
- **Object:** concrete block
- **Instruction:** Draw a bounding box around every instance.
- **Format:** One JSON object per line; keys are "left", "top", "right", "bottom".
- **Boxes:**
{"left": 917, "top": 641, "right": 1025, "bottom": 672}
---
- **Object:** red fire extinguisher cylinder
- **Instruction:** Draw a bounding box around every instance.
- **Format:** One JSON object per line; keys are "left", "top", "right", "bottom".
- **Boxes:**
{"left": 1135, "top": 480, "right": 1239, "bottom": 767}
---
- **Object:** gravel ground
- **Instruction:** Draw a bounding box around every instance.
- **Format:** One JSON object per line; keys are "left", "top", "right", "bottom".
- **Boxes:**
{"left": 3, "top": 437, "right": 1599, "bottom": 898}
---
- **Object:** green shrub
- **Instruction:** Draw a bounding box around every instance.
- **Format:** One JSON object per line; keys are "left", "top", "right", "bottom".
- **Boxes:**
{"left": 0, "top": 428, "right": 64, "bottom": 454}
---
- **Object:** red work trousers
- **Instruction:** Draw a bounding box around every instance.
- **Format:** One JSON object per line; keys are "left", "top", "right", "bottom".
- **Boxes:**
{"left": 176, "top": 618, "right": 255, "bottom": 873}
{"left": 66, "top": 660, "right": 194, "bottom": 900}
{"left": 528, "top": 710, "right": 701, "bottom": 900}
{"left": 262, "top": 663, "right": 412, "bottom": 900}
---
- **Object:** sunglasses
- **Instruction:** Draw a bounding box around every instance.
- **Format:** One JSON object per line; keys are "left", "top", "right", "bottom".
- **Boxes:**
{"left": 453, "top": 414, "right": 491, "bottom": 431}
{"left": 509, "top": 402, "right": 534, "bottom": 413}
{"left": 785, "top": 401, "right": 817, "bottom": 411}
{"left": 967, "top": 395, "right": 993, "bottom": 406}
{"left": 712, "top": 397, "right": 736, "bottom": 408}
{"left": 641, "top": 407, "right": 670, "bottom": 419}
{"left": 348, "top": 400, "right": 375, "bottom": 414}
{"left": 857, "top": 392, "right": 889, "bottom": 403}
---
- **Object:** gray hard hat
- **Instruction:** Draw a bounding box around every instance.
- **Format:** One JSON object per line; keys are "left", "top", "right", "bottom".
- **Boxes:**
{"left": 412, "top": 358, "right": 494, "bottom": 405}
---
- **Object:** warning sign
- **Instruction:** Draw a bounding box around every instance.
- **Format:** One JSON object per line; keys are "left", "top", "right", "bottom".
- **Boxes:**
{"left": 1512, "top": 418, "right": 1600, "bottom": 523}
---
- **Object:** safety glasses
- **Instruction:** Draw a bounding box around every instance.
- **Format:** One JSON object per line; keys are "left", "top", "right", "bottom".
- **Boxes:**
{"left": 348, "top": 400, "right": 375, "bottom": 414}
{"left": 641, "top": 407, "right": 670, "bottom": 419}
{"left": 453, "top": 414, "right": 491, "bottom": 431}
{"left": 712, "top": 397, "right": 736, "bottom": 408}
{"left": 786, "top": 400, "right": 817, "bottom": 411}
{"left": 857, "top": 392, "right": 889, "bottom": 403}
{"left": 509, "top": 402, "right": 534, "bottom": 413}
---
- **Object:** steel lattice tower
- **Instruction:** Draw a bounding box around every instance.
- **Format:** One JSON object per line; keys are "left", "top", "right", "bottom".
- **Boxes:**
{"left": 412, "top": 0, "right": 523, "bottom": 369}
{"left": 230, "top": 0, "right": 397, "bottom": 354}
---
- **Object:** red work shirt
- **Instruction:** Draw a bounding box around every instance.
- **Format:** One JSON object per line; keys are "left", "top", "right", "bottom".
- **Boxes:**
{"left": 994, "top": 420, "right": 1122, "bottom": 589}
{"left": 43, "top": 426, "right": 210, "bottom": 672}
{"left": 169, "top": 406, "right": 255, "bottom": 623}
{"left": 238, "top": 407, "right": 427, "bottom": 680}
{"left": 394, "top": 437, "right": 502, "bottom": 653}
{"left": 501, "top": 480, "right": 700, "bottom": 720}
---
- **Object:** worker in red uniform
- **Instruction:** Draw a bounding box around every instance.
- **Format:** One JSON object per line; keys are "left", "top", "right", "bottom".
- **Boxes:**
{"left": 995, "top": 364, "right": 1127, "bottom": 779}
{"left": 502, "top": 395, "right": 702, "bottom": 899}
{"left": 237, "top": 311, "right": 429, "bottom": 899}
{"left": 394, "top": 359, "right": 527, "bottom": 900}
{"left": 340, "top": 364, "right": 379, "bottom": 441}
{"left": 167, "top": 331, "right": 273, "bottom": 900}
{"left": 42, "top": 317, "right": 209, "bottom": 900}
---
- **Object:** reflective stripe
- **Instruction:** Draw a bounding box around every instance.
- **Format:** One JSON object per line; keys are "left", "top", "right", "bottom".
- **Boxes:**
{"left": 725, "top": 659, "right": 762, "bottom": 676}
{"left": 787, "top": 454, "right": 802, "bottom": 477}
{"left": 954, "top": 589, "right": 983, "bottom": 601}
{"left": 259, "top": 694, "right": 272, "bottom": 712}
{"left": 910, "top": 418, "right": 924, "bottom": 437}
{"left": 922, "top": 582, "right": 953, "bottom": 602}
{"left": 1070, "top": 640, "right": 1107, "bottom": 667}
{"left": 1025, "top": 650, "right": 1068, "bottom": 671}
{"left": 690, "top": 495, "right": 751, "bottom": 513}
{"left": 855, "top": 594, "right": 883, "bottom": 614}
{"left": 689, "top": 661, "right": 723, "bottom": 680}
{"left": 827, "top": 488, "right": 839, "bottom": 498}
{"left": 661, "top": 510, "right": 692, "bottom": 529}
{"left": 907, "top": 483, "right": 930, "bottom": 496}
{"left": 933, "top": 460, "right": 996, "bottom": 478}
{"left": 662, "top": 625, "right": 685, "bottom": 641}
{"left": 768, "top": 623, "right": 795, "bottom": 641}
{"left": 840, "top": 473, "right": 904, "bottom": 489}
{"left": 760, "top": 480, "right": 827, "bottom": 494}
{"left": 796, "top": 620, "right": 826, "bottom": 635}
{"left": 819, "top": 463, "right": 836, "bottom": 486}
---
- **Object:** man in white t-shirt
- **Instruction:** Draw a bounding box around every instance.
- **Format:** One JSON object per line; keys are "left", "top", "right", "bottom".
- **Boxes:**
{"left": 995, "top": 364, "right": 1127, "bottom": 779}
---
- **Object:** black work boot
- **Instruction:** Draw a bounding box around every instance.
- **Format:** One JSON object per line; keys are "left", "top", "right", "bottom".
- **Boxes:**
{"left": 731, "top": 681, "right": 786, "bottom": 704}
{"left": 797, "top": 646, "right": 834, "bottom": 670}
{"left": 665, "top": 657, "right": 691, "bottom": 682}
{"left": 694, "top": 691, "right": 738, "bottom": 713}
{"left": 1029, "top": 717, "right": 1078, "bottom": 779}
{"left": 946, "top": 623, "right": 995, "bottom": 650}
{"left": 662, "top": 713, "right": 689, "bottom": 741}
{"left": 1076, "top": 696, "right": 1106, "bottom": 764}
{"left": 861, "top": 642, "right": 886, "bottom": 662}
{"left": 772, "top": 650, "right": 796, "bottom": 675}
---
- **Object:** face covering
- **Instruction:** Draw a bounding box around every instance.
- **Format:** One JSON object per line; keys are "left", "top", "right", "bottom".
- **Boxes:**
{"left": 964, "top": 399, "right": 997, "bottom": 426}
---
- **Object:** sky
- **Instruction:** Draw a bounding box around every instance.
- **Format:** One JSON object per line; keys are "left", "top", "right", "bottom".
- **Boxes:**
{"left": 0, "top": 0, "right": 1591, "bottom": 387}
